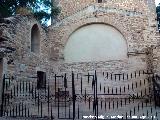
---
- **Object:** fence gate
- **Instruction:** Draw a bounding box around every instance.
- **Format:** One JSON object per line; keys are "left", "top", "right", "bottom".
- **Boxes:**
{"left": 56, "top": 71, "right": 100, "bottom": 119}
{"left": 0, "top": 70, "right": 160, "bottom": 119}
{"left": 55, "top": 70, "right": 160, "bottom": 120}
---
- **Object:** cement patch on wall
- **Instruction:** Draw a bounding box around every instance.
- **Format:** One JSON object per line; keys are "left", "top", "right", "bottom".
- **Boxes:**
{"left": 64, "top": 24, "right": 128, "bottom": 63}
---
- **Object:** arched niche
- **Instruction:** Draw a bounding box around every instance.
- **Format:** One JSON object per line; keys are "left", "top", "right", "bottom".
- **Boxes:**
{"left": 31, "top": 24, "right": 40, "bottom": 53}
{"left": 64, "top": 24, "right": 128, "bottom": 63}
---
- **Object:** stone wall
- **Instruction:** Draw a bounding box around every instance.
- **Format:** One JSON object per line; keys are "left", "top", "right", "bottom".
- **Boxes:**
{"left": 0, "top": 1, "right": 160, "bottom": 119}
{"left": 0, "top": 0, "right": 157, "bottom": 89}
{"left": 0, "top": 15, "right": 51, "bottom": 81}
{"left": 48, "top": 2, "right": 157, "bottom": 73}
{"left": 0, "top": 0, "right": 157, "bottom": 79}
{"left": 56, "top": 0, "right": 155, "bottom": 19}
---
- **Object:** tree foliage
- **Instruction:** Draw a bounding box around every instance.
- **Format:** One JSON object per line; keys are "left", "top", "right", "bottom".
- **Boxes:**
{"left": 156, "top": 3, "right": 160, "bottom": 30}
{"left": 0, "top": 0, "right": 60, "bottom": 26}
{"left": 156, "top": 3, "right": 160, "bottom": 22}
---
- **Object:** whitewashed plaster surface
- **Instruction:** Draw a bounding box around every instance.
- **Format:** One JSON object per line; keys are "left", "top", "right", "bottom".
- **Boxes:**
{"left": 64, "top": 24, "right": 128, "bottom": 63}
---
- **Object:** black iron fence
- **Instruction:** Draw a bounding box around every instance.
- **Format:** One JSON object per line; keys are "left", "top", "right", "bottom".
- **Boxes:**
{"left": 0, "top": 70, "right": 159, "bottom": 119}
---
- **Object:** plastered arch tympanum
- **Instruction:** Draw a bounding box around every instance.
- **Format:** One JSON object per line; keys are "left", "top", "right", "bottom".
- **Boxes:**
{"left": 59, "top": 15, "right": 133, "bottom": 52}
{"left": 64, "top": 23, "right": 128, "bottom": 63}
{"left": 63, "top": 15, "right": 132, "bottom": 41}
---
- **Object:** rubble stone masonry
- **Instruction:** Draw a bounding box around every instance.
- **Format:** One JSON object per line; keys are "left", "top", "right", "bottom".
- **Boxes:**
{"left": 1, "top": 0, "right": 160, "bottom": 119}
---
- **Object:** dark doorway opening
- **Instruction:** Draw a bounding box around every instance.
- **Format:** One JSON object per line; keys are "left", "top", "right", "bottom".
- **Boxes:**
{"left": 37, "top": 71, "right": 46, "bottom": 89}
{"left": 98, "top": 0, "right": 102, "bottom": 3}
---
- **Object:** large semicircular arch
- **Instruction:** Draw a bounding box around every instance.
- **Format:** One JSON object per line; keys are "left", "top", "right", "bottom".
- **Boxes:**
{"left": 64, "top": 23, "right": 128, "bottom": 63}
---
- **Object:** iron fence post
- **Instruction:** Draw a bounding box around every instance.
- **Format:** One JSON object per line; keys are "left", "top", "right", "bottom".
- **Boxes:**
{"left": 0, "top": 74, "right": 5, "bottom": 117}
{"left": 72, "top": 72, "right": 75, "bottom": 120}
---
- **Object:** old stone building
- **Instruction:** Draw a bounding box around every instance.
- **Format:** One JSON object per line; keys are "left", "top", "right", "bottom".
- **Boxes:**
{"left": 0, "top": 0, "right": 160, "bottom": 119}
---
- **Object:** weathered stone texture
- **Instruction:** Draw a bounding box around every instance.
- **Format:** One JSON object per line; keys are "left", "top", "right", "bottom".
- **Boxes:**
{"left": 0, "top": 15, "right": 51, "bottom": 81}
{"left": 57, "top": 0, "right": 151, "bottom": 19}
{"left": 0, "top": 0, "right": 160, "bottom": 119}
{"left": 48, "top": 2, "right": 157, "bottom": 73}
{"left": 0, "top": 0, "right": 157, "bottom": 81}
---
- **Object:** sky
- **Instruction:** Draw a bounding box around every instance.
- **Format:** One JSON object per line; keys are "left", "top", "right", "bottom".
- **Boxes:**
{"left": 156, "top": 0, "right": 160, "bottom": 6}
